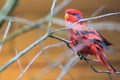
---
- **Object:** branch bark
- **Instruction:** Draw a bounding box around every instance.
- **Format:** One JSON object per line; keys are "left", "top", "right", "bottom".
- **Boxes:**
{"left": 0, "top": 0, "right": 72, "bottom": 44}
{"left": 0, "top": 0, "right": 18, "bottom": 27}
{"left": 0, "top": 0, "right": 72, "bottom": 73}
{"left": 0, "top": 33, "right": 49, "bottom": 72}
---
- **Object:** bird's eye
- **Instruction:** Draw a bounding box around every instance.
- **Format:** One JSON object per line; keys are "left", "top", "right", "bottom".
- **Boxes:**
{"left": 72, "top": 13, "right": 82, "bottom": 19}
{"left": 73, "top": 41, "right": 79, "bottom": 45}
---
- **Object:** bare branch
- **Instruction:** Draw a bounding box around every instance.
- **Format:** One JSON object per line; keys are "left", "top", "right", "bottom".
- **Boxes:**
{"left": 0, "top": 15, "right": 35, "bottom": 25}
{"left": 0, "top": 0, "right": 18, "bottom": 27}
{"left": 52, "top": 0, "right": 72, "bottom": 16}
{"left": 58, "top": 64, "right": 76, "bottom": 80}
{"left": 49, "top": 35, "right": 73, "bottom": 51}
{"left": 0, "top": 0, "right": 72, "bottom": 73}
{"left": 52, "top": 17, "right": 65, "bottom": 26}
{"left": 0, "top": 20, "right": 12, "bottom": 51}
{"left": 0, "top": 33, "right": 49, "bottom": 72}
{"left": 84, "top": 58, "right": 120, "bottom": 74}
{"left": 88, "top": 5, "right": 106, "bottom": 23}
{"left": 51, "top": 18, "right": 120, "bottom": 31}
{"left": 57, "top": 55, "right": 79, "bottom": 80}
{"left": 89, "top": 21, "right": 120, "bottom": 31}
{"left": 47, "top": 0, "right": 57, "bottom": 32}
{"left": 17, "top": 42, "right": 65, "bottom": 80}
{"left": 0, "top": 1, "right": 119, "bottom": 79}
{"left": 15, "top": 48, "right": 23, "bottom": 72}
{"left": 0, "top": 0, "right": 72, "bottom": 45}
{"left": 51, "top": 12, "right": 120, "bottom": 33}
{"left": 78, "top": 12, "right": 120, "bottom": 22}
{"left": 33, "top": 48, "right": 70, "bottom": 80}
{"left": 50, "top": 35, "right": 69, "bottom": 43}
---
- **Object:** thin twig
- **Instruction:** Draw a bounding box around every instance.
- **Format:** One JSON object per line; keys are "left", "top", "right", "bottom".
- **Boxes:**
{"left": 52, "top": 0, "right": 72, "bottom": 16}
{"left": 0, "top": 18, "right": 46, "bottom": 45}
{"left": 0, "top": 33, "right": 49, "bottom": 72}
{"left": 49, "top": 35, "right": 73, "bottom": 51}
{"left": 0, "top": 0, "right": 72, "bottom": 73}
{"left": 52, "top": 17, "right": 65, "bottom": 26}
{"left": 33, "top": 49, "right": 69, "bottom": 80}
{"left": 88, "top": 5, "right": 106, "bottom": 23}
{"left": 0, "top": 15, "right": 35, "bottom": 25}
{"left": 50, "top": 35, "right": 69, "bottom": 43}
{"left": 57, "top": 55, "right": 79, "bottom": 80}
{"left": 0, "top": 0, "right": 18, "bottom": 27}
{"left": 47, "top": 0, "right": 57, "bottom": 32}
{"left": 58, "top": 64, "right": 76, "bottom": 80}
{"left": 84, "top": 58, "right": 115, "bottom": 80}
{"left": 0, "top": 0, "right": 72, "bottom": 45}
{"left": 15, "top": 48, "right": 23, "bottom": 72}
{"left": 89, "top": 21, "right": 120, "bottom": 31}
{"left": 108, "top": 74, "right": 112, "bottom": 80}
{"left": 32, "top": 45, "right": 74, "bottom": 80}
{"left": 77, "top": 12, "right": 120, "bottom": 23}
{"left": 17, "top": 42, "right": 65, "bottom": 80}
{"left": 0, "top": 20, "right": 12, "bottom": 51}
{"left": 52, "top": 12, "right": 120, "bottom": 33}
{"left": 84, "top": 57, "right": 120, "bottom": 74}
{"left": 51, "top": 18, "right": 120, "bottom": 31}
{"left": 86, "top": 58, "right": 100, "bottom": 62}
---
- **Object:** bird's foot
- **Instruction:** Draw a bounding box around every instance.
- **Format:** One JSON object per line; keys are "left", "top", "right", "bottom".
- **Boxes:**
{"left": 77, "top": 54, "right": 86, "bottom": 60}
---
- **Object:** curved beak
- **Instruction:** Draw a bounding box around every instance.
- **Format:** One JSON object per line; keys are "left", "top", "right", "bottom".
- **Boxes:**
{"left": 65, "top": 13, "right": 69, "bottom": 20}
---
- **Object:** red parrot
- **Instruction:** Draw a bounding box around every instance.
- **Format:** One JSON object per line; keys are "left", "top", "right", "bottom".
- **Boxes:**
{"left": 65, "top": 8, "right": 116, "bottom": 73}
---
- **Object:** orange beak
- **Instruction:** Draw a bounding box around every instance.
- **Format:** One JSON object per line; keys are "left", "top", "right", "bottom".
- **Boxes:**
{"left": 65, "top": 13, "right": 69, "bottom": 20}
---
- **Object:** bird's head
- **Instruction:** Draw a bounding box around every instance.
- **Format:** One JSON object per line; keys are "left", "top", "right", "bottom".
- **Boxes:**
{"left": 65, "top": 8, "right": 83, "bottom": 22}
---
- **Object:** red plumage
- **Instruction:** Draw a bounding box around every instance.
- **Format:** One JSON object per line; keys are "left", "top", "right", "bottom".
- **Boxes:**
{"left": 65, "top": 8, "right": 116, "bottom": 73}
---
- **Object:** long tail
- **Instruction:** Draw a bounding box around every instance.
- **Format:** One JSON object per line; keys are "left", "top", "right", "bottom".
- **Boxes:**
{"left": 96, "top": 49, "right": 116, "bottom": 74}
{"left": 91, "top": 44, "right": 116, "bottom": 74}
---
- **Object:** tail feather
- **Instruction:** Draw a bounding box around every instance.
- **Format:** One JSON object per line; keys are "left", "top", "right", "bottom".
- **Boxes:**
{"left": 96, "top": 49, "right": 116, "bottom": 74}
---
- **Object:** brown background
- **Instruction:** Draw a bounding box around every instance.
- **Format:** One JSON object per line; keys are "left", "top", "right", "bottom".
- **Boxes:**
{"left": 0, "top": 0, "right": 120, "bottom": 80}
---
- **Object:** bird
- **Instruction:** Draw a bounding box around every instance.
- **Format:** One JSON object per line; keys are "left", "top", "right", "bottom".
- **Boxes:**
{"left": 64, "top": 8, "right": 116, "bottom": 74}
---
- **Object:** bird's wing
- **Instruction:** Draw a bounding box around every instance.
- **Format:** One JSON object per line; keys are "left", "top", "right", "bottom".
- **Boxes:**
{"left": 97, "top": 31, "right": 112, "bottom": 46}
{"left": 75, "top": 29, "right": 111, "bottom": 48}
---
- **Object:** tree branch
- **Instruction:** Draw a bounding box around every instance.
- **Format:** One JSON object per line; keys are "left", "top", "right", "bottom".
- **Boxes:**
{"left": 47, "top": 0, "right": 57, "bottom": 32}
{"left": 50, "top": 35, "right": 69, "bottom": 43}
{"left": 88, "top": 5, "right": 106, "bottom": 23}
{"left": 0, "top": 0, "right": 72, "bottom": 45}
{"left": 83, "top": 57, "right": 120, "bottom": 80}
{"left": 0, "top": 15, "right": 35, "bottom": 25}
{"left": 17, "top": 42, "right": 65, "bottom": 80}
{"left": 51, "top": 12, "right": 120, "bottom": 34}
{"left": 57, "top": 55, "right": 79, "bottom": 80}
{"left": 0, "top": 33, "right": 49, "bottom": 72}
{"left": 0, "top": 0, "right": 72, "bottom": 73}
{"left": 0, "top": 20, "right": 12, "bottom": 50}
{"left": 0, "top": 0, "right": 18, "bottom": 27}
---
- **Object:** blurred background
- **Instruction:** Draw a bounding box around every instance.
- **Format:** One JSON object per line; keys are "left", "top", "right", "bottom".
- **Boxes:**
{"left": 0, "top": 0, "right": 120, "bottom": 80}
